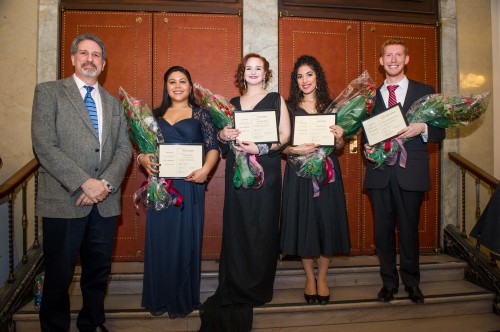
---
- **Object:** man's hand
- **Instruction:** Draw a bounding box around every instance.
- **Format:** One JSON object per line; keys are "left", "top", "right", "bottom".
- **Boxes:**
{"left": 397, "top": 123, "right": 426, "bottom": 139}
{"left": 77, "top": 178, "right": 110, "bottom": 205}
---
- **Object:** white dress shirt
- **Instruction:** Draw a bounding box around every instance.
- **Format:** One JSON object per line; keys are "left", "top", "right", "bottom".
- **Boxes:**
{"left": 381, "top": 76, "right": 428, "bottom": 141}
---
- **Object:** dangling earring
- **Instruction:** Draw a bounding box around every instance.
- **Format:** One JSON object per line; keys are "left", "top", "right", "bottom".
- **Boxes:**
{"left": 243, "top": 80, "right": 247, "bottom": 90}
{"left": 262, "top": 78, "right": 266, "bottom": 89}
{"left": 316, "top": 85, "right": 320, "bottom": 91}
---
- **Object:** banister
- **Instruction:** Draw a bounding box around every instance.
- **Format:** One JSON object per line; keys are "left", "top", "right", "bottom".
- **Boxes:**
{"left": 448, "top": 152, "right": 499, "bottom": 189}
{"left": 0, "top": 158, "right": 39, "bottom": 200}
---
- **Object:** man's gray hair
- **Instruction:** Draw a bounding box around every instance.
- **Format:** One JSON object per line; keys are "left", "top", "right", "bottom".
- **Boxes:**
{"left": 70, "top": 34, "right": 107, "bottom": 61}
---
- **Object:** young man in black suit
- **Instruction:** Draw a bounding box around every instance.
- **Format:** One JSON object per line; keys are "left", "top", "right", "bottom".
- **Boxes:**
{"left": 364, "top": 39, "right": 445, "bottom": 304}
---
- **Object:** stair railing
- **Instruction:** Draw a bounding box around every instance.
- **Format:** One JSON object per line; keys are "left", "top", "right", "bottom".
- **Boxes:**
{"left": 448, "top": 152, "right": 499, "bottom": 263}
{"left": 446, "top": 152, "right": 499, "bottom": 315}
{"left": 0, "top": 158, "right": 43, "bottom": 331}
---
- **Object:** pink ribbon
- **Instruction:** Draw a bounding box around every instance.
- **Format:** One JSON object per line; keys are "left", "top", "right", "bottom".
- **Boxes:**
{"left": 248, "top": 154, "right": 265, "bottom": 189}
{"left": 387, "top": 138, "right": 408, "bottom": 168}
{"left": 160, "top": 178, "right": 183, "bottom": 207}
{"left": 132, "top": 176, "right": 183, "bottom": 210}
{"left": 312, "top": 157, "right": 336, "bottom": 197}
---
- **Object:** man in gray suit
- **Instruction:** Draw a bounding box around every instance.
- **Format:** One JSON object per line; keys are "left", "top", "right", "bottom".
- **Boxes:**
{"left": 32, "top": 34, "right": 132, "bottom": 332}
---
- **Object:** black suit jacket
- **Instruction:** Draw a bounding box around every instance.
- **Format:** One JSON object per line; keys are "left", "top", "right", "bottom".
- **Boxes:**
{"left": 363, "top": 79, "right": 445, "bottom": 192}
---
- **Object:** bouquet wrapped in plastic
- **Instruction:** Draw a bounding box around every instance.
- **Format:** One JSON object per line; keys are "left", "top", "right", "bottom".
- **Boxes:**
{"left": 119, "top": 87, "right": 182, "bottom": 210}
{"left": 287, "top": 71, "right": 376, "bottom": 196}
{"left": 194, "top": 83, "right": 264, "bottom": 189}
{"left": 369, "top": 92, "right": 491, "bottom": 168}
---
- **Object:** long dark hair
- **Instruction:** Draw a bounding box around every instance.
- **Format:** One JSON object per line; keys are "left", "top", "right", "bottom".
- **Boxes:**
{"left": 287, "top": 55, "right": 332, "bottom": 113}
{"left": 153, "top": 66, "right": 199, "bottom": 118}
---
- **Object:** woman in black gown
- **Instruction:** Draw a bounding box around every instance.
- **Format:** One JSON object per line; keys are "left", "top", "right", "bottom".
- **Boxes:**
{"left": 280, "top": 55, "right": 350, "bottom": 305}
{"left": 200, "top": 53, "right": 290, "bottom": 331}
{"left": 137, "top": 66, "right": 219, "bottom": 318}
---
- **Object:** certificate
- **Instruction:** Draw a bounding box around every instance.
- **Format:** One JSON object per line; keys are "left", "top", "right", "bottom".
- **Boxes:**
{"left": 233, "top": 109, "right": 279, "bottom": 143}
{"left": 292, "top": 114, "right": 336, "bottom": 146}
{"left": 362, "top": 103, "right": 408, "bottom": 146}
{"left": 158, "top": 143, "right": 203, "bottom": 179}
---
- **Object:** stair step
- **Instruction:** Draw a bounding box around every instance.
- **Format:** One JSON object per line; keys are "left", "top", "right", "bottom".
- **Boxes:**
{"left": 13, "top": 279, "right": 493, "bottom": 331}
{"left": 14, "top": 254, "right": 492, "bottom": 331}
{"left": 68, "top": 254, "right": 467, "bottom": 296}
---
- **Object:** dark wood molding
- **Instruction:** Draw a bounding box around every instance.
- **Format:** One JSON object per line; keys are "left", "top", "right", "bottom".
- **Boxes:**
{"left": 279, "top": 0, "right": 439, "bottom": 25}
{"left": 61, "top": 0, "right": 242, "bottom": 14}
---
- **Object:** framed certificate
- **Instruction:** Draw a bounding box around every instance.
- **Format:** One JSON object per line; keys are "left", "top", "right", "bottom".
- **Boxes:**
{"left": 292, "top": 114, "right": 336, "bottom": 147}
{"left": 158, "top": 143, "right": 204, "bottom": 179}
{"left": 362, "top": 103, "right": 408, "bottom": 146}
{"left": 233, "top": 109, "right": 279, "bottom": 143}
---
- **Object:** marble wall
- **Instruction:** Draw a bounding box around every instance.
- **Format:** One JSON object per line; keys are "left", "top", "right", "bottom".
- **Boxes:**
{"left": 0, "top": 0, "right": 38, "bottom": 183}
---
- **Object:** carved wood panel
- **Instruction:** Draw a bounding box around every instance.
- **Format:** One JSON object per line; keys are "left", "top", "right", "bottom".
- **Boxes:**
{"left": 361, "top": 21, "right": 440, "bottom": 253}
{"left": 61, "top": 11, "right": 153, "bottom": 261}
{"left": 279, "top": 17, "right": 440, "bottom": 254}
{"left": 61, "top": 10, "right": 241, "bottom": 261}
{"left": 152, "top": 13, "right": 241, "bottom": 259}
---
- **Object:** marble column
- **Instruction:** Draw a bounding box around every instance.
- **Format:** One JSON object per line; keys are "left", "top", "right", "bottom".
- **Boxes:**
{"left": 243, "top": 0, "right": 279, "bottom": 92}
{"left": 439, "top": 0, "right": 460, "bottom": 243}
{"left": 37, "top": 0, "right": 59, "bottom": 84}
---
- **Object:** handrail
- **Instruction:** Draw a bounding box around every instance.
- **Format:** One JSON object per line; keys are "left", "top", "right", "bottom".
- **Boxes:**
{"left": 448, "top": 152, "right": 499, "bottom": 189}
{"left": 448, "top": 151, "right": 499, "bottom": 267}
{"left": 0, "top": 157, "right": 43, "bottom": 331}
{"left": 0, "top": 158, "right": 39, "bottom": 200}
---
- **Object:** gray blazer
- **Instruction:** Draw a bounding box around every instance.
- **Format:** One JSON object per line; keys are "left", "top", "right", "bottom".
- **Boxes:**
{"left": 32, "top": 76, "right": 132, "bottom": 218}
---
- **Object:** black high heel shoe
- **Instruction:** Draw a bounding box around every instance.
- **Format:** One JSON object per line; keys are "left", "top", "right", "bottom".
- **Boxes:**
{"left": 304, "top": 278, "right": 317, "bottom": 304}
{"left": 317, "top": 280, "right": 330, "bottom": 305}
{"left": 303, "top": 292, "right": 317, "bottom": 304}
{"left": 317, "top": 293, "right": 330, "bottom": 305}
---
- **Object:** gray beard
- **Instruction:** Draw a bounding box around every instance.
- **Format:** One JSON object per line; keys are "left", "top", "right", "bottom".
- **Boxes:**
{"left": 82, "top": 67, "right": 98, "bottom": 78}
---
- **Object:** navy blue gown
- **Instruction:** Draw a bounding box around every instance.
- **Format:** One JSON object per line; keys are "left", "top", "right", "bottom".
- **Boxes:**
{"left": 141, "top": 107, "right": 218, "bottom": 318}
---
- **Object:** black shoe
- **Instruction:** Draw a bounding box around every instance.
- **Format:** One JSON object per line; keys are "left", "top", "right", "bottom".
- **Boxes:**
{"left": 150, "top": 310, "right": 167, "bottom": 316}
{"left": 317, "top": 293, "right": 330, "bottom": 305}
{"left": 377, "top": 286, "right": 398, "bottom": 302}
{"left": 304, "top": 292, "right": 317, "bottom": 304}
{"left": 304, "top": 278, "right": 318, "bottom": 304}
{"left": 405, "top": 286, "right": 424, "bottom": 303}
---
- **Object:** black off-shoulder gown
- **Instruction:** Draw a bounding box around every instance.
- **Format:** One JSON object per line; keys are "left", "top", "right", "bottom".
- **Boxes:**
{"left": 200, "top": 93, "right": 283, "bottom": 332}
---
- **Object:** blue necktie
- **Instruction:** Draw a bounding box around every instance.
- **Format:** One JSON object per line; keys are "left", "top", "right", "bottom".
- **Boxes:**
{"left": 84, "top": 85, "right": 99, "bottom": 137}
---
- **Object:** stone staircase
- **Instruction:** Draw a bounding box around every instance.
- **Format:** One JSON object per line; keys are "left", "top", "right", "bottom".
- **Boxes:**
{"left": 12, "top": 254, "right": 495, "bottom": 331}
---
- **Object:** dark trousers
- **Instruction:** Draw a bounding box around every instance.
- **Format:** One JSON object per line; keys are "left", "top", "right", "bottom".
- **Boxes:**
{"left": 39, "top": 205, "right": 116, "bottom": 332}
{"left": 369, "top": 169, "right": 424, "bottom": 289}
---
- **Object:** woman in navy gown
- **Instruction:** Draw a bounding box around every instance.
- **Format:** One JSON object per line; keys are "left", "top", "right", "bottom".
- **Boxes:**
{"left": 200, "top": 53, "right": 291, "bottom": 331}
{"left": 137, "top": 66, "right": 219, "bottom": 318}
{"left": 280, "top": 55, "right": 350, "bottom": 305}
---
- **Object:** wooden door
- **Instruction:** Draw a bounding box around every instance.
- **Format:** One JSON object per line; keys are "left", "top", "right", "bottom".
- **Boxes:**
{"left": 279, "top": 17, "right": 368, "bottom": 254}
{"left": 152, "top": 13, "right": 241, "bottom": 259}
{"left": 279, "top": 17, "right": 440, "bottom": 254}
{"left": 361, "top": 22, "right": 440, "bottom": 253}
{"left": 61, "top": 11, "right": 153, "bottom": 261}
{"left": 61, "top": 11, "right": 242, "bottom": 261}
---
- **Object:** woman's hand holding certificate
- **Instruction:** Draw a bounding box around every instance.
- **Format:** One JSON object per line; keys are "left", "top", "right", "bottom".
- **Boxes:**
{"left": 292, "top": 114, "right": 337, "bottom": 146}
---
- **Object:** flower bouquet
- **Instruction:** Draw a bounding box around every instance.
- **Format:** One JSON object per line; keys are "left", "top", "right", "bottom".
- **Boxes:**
{"left": 194, "top": 83, "right": 264, "bottom": 189}
{"left": 368, "top": 92, "right": 491, "bottom": 168}
{"left": 119, "top": 87, "right": 182, "bottom": 210}
{"left": 287, "top": 71, "right": 376, "bottom": 196}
